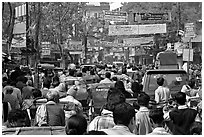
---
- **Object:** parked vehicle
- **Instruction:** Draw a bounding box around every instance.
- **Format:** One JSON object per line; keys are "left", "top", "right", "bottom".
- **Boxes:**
{"left": 142, "top": 69, "right": 188, "bottom": 100}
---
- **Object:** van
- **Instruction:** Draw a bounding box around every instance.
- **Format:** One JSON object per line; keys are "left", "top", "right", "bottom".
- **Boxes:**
{"left": 142, "top": 69, "right": 188, "bottom": 100}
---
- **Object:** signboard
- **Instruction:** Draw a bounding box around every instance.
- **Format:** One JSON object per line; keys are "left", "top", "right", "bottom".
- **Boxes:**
{"left": 11, "top": 37, "right": 26, "bottom": 48}
{"left": 13, "top": 22, "right": 26, "bottom": 34}
{"left": 183, "top": 49, "right": 193, "bottom": 61}
{"left": 109, "top": 24, "right": 166, "bottom": 36}
{"left": 104, "top": 11, "right": 127, "bottom": 22}
{"left": 134, "top": 12, "right": 171, "bottom": 22}
{"left": 68, "top": 41, "right": 82, "bottom": 51}
{"left": 123, "top": 37, "right": 153, "bottom": 46}
{"left": 15, "top": 4, "right": 26, "bottom": 18}
{"left": 41, "top": 48, "right": 51, "bottom": 56}
{"left": 184, "top": 23, "right": 196, "bottom": 38}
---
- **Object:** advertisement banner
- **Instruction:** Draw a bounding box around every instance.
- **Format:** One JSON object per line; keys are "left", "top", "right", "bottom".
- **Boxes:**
{"left": 123, "top": 37, "right": 154, "bottom": 45}
{"left": 109, "top": 24, "right": 166, "bottom": 35}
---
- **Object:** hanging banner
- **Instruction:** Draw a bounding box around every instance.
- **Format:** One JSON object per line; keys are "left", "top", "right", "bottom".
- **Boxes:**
{"left": 109, "top": 24, "right": 166, "bottom": 35}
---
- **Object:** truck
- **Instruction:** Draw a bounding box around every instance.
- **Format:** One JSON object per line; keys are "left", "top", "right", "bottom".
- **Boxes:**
{"left": 155, "top": 50, "right": 178, "bottom": 69}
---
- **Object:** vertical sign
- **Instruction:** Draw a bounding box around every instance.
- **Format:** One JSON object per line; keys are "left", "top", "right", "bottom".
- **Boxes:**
{"left": 184, "top": 23, "right": 196, "bottom": 38}
{"left": 183, "top": 49, "right": 193, "bottom": 61}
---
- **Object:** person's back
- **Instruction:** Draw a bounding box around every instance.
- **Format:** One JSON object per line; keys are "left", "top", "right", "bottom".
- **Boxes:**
{"left": 155, "top": 77, "right": 170, "bottom": 104}
{"left": 3, "top": 87, "right": 20, "bottom": 110}
{"left": 22, "top": 80, "right": 35, "bottom": 100}
{"left": 35, "top": 90, "right": 65, "bottom": 126}
{"left": 135, "top": 92, "right": 153, "bottom": 135}
{"left": 46, "top": 103, "right": 65, "bottom": 126}
{"left": 88, "top": 88, "right": 126, "bottom": 131}
{"left": 164, "top": 92, "right": 197, "bottom": 135}
{"left": 101, "top": 102, "right": 135, "bottom": 135}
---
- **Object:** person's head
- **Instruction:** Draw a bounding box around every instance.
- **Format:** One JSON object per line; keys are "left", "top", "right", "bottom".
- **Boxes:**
{"left": 173, "top": 92, "right": 186, "bottom": 105}
{"left": 46, "top": 89, "right": 60, "bottom": 103}
{"left": 82, "top": 67, "right": 87, "bottom": 73}
{"left": 105, "top": 72, "right": 111, "bottom": 79}
{"left": 111, "top": 76, "right": 118, "bottom": 82}
{"left": 16, "top": 76, "right": 27, "bottom": 84}
{"left": 157, "top": 77, "right": 164, "bottom": 86}
{"left": 69, "top": 69, "right": 76, "bottom": 77}
{"left": 76, "top": 72, "right": 82, "bottom": 77}
{"left": 113, "top": 102, "right": 135, "bottom": 132}
{"left": 131, "top": 82, "right": 141, "bottom": 93}
{"left": 137, "top": 92, "right": 150, "bottom": 107}
{"left": 26, "top": 80, "right": 33, "bottom": 86}
{"left": 43, "top": 79, "right": 51, "bottom": 89}
{"left": 5, "top": 86, "right": 13, "bottom": 94}
{"left": 32, "top": 88, "right": 42, "bottom": 99}
{"left": 190, "top": 122, "right": 202, "bottom": 135}
{"left": 7, "top": 109, "right": 27, "bottom": 127}
{"left": 115, "top": 81, "right": 125, "bottom": 91}
{"left": 149, "top": 108, "right": 164, "bottom": 127}
{"left": 104, "top": 88, "right": 126, "bottom": 111}
{"left": 65, "top": 114, "right": 87, "bottom": 135}
{"left": 188, "top": 78, "right": 196, "bottom": 88}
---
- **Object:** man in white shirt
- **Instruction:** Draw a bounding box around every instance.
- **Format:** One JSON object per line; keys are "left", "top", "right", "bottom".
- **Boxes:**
{"left": 100, "top": 72, "right": 113, "bottom": 84}
{"left": 101, "top": 102, "right": 136, "bottom": 135}
{"left": 154, "top": 77, "right": 171, "bottom": 104}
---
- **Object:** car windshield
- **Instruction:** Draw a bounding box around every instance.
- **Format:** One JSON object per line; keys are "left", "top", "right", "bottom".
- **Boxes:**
{"left": 148, "top": 73, "right": 188, "bottom": 91}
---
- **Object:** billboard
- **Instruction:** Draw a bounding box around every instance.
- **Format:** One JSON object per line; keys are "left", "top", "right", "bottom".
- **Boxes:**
{"left": 123, "top": 37, "right": 153, "bottom": 46}
{"left": 109, "top": 24, "right": 166, "bottom": 35}
{"left": 104, "top": 11, "right": 127, "bottom": 22}
{"left": 134, "top": 12, "right": 171, "bottom": 22}
{"left": 184, "top": 23, "right": 196, "bottom": 38}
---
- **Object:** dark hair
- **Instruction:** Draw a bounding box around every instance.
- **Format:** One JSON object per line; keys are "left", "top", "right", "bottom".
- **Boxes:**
{"left": 84, "top": 130, "right": 107, "bottom": 135}
{"left": 16, "top": 76, "right": 27, "bottom": 84}
{"left": 131, "top": 82, "right": 141, "bottom": 98}
{"left": 82, "top": 67, "right": 87, "bottom": 73}
{"left": 188, "top": 78, "right": 196, "bottom": 88}
{"left": 157, "top": 77, "right": 164, "bottom": 86}
{"left": 113, "top": 102, "right": 135, "bottom": 126}
{"left": 69, "top": 69, "right": 76, "bottom": 77}
{"left": 137, "top": 92, "right": 150, "bottom": 107}
{"left": 111, "top": 76, "right": 118, "bottom": 82}
{"left": 43, "top": 79, "right": 51, "bottom": 89}
{"left": 104, "top": 88, "right": 126, "bottom": 111}
{"left": 76, "top": 72, "right": 82, "bottom": 77}
{"left": 32, "top": 88, "right": 42, "bottom": 99}
{"left": 115, "top": 81, "right": 125, "bottom": 91}
{"left": 173, "top": 92, "right": 186, "bottom": 105}
{"left": 149, "top": 108, "right": 164, "bottom": 124}
{"left": 105, "top": 72, "right": 111, "bottom": 79}
{"left": 65, "top": 114, "right": 87, "bottom": 135}
{"left": 6, "top": 88, "right": 13, "bottom": 94}
{"left": 190, "top": 122, "right": 202, "bottom": 135}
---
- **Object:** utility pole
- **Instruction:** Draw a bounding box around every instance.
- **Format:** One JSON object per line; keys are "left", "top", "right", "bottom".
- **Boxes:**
{"left": 177, "top": 2, "right": 181, "bottom": 30}
{"left": 26, "top": 2, "right": 29, "bottom": 66}
{"left": 35, "top": 2, "right": 41, "bottom": 89}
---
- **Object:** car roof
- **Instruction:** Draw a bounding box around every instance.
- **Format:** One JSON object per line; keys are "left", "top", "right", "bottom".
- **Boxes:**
{"left": 146, "top": 69, "right": 187, "bottom": 74}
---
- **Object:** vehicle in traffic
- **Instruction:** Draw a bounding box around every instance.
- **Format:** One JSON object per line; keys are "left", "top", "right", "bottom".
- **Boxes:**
{"left": 142, "top": 69, "right": 188, "bottom": 100}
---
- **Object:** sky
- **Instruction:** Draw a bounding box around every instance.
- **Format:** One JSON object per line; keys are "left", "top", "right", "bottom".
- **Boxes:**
{"left": 87, "top": 2, "right": 122, "bottom": 11}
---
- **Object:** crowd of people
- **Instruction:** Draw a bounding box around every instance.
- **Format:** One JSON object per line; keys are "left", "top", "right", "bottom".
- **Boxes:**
{"left": 2, "top": 62, "right": 202, "bottom": 135}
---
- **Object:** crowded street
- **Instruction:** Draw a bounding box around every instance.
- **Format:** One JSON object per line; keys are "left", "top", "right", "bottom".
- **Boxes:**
{"left": 2, "top": 2, "right": 202, "bottom": 135}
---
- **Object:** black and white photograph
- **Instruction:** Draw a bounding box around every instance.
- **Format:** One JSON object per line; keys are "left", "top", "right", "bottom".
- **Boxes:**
{"left": 2, "top": 1, "right": 202, "bottom": 135}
